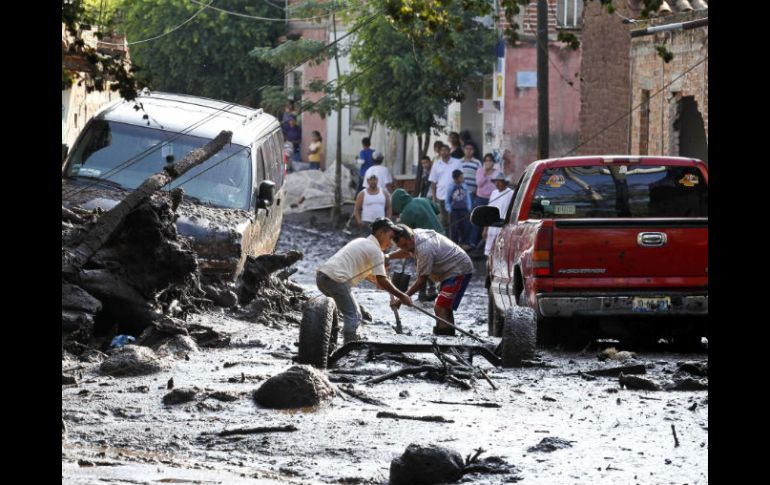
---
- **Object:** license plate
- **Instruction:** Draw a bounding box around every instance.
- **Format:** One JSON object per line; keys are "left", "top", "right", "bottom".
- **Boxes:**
{"left": 632, "top": 296, "right": 671, "bottom": 313}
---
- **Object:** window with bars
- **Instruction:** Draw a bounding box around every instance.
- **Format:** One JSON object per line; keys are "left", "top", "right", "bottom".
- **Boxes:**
{"left": 556, "top": 0, "right": 583, "bottom": 28}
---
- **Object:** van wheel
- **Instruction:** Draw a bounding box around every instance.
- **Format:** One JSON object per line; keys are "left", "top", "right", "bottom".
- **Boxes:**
{"left": 297, "top": 297, "right": 340, "bottom": 369}
{"left": 501, "top": 307, "right": 536, "bottom": 367}
{"left": 487, "top": 291, "right": 504, "bottom": 337}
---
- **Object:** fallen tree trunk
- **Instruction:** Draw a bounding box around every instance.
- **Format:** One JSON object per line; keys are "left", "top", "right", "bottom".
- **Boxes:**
{"left": 63, "top": 130, "right": 232, "bottom": 275}
{"left": 376, "top": 411, "right": 454, "bottom": 423}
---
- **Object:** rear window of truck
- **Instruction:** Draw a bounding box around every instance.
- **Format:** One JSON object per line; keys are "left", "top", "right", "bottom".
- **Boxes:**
{"left": 528, "top": 165, "right": 707, "bottom": 219}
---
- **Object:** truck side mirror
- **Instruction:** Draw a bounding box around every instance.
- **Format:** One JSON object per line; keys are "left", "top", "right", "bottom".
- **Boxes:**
{"left": 256, "top": 180, "right": 276, "bottom": 209}
{"left": 471, "top": 206, "right": 504, "bottom": 227}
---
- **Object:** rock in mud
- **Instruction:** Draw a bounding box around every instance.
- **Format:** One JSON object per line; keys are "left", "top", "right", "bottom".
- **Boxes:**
{"left": 62, "top": 374, "right": 78, "bottom": 386}
{"left": 156, "top": 335, "right": 199, "bottom": 356}
{"left": 188, "top": 324, "right": 231, "bottom": 348}
{"left": 253, "top": 365, "right": 334, "bottom": 409}
{"left": 389, "top": 443, "right": 465, "bottom": 485}
{"left": 677, "top": 361, "right": 708, "bottom": 377}
{"left": 100, "top": 345, "right": 169, "bottom": 377}
{"left": 163, "top": 387, "right": 200, "bottom": 405}
{"left": 665, "top": 377, "right": 708, "bottom": 391}
{"left": 208, "top": 391, "right": 239, "bottom": 402}
{"left": 527, "top": 437, "right": 575, "bottom": 453}
{"left": 619, "top": 373, "right": 662, "bottom": 391}
{"left": 62, "top": 284, "right": 102, "bottom": 314}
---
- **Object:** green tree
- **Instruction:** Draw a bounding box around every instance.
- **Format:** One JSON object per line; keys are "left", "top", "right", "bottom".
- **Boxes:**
{"left": 351, "top": 0, "right": 496, "bottom": 159}
{"left": 120, "top": 0, "right": 286, "bottom": 107}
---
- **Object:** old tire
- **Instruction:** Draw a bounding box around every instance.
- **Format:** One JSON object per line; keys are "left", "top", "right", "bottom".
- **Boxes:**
{"left": 501, "top": 306, "right": 536, "bottom": 367}
{"left": 488, "top": 290, "right": 504, "bottom": 337}
{"left": 297, "top": 297, "right": 340, "bottom": 369}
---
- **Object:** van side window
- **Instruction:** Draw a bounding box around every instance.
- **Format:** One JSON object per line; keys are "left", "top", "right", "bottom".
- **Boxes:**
{"left": 271, "top": 131, "right": 284, "bottom": 187}
{"left": 255, "top": 148, "right": 266, "bottom": 183}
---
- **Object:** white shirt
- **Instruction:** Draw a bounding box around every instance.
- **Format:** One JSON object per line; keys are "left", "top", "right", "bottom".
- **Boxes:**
{"left": 428, "top": 157, "right": 463, "bottom": 201}
{"left": 364, "top": 164, "right": 392, "bottom": 190}
{"left": 484, "top": 187, "right": 514, "bottom": 256}
{"left": 317, "top": 235, "right": 386, "bottom": 286}
{"left": 361, "top": 188, "right": 387, "bottom": 222}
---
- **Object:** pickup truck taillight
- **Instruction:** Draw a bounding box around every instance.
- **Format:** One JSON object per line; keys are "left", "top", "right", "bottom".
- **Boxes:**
{"left": 533, "top": 226, "right": 553, "bottom": 276}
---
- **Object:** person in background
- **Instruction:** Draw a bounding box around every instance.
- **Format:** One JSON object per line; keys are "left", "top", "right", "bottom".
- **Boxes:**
{"left": 460, "top": 143, "right": 482, "bottom": 248}
{"left": 358, "top": 137, "right": 375, "bottom": 192}
{"left": 448, "top": 132, "right": 463, "bottom": 159}
{"left": 474, "top": 153, "right": 498, "bottom": 249}
{"left": 445, "top": 169, "right": 473, "bottom": 249}
{"left": 484, "top": 172, "right": 515, "bottom": 256}
{"left": 363, "top": 151, "right": 394, "bottom": 193}
{"left": 354, "top": 173, "right": 391, "bottom": 228}
{"left": 428, "top": 144, "right": 462, "bottom": 233}
{"left": 431, "top": 140, "right": 443, "bottom": 165}
{"left": 282, "top": 115, "right": 302, "bottom": 163}
{"left": 308, "top": 130, "right": 323, "bottom": 170}
{"left": 460, "top": 129, "right": 481, "bottom": 160}
{"left": 419, "top": 155, "right": 432, "bottom": 198}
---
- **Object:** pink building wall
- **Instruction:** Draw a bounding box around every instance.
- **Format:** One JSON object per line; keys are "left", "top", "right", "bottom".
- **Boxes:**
{"left": 502, "top": 42, "right": 582, "bottom": 181}
{"left": 297, "top": 28, "right": 330, "bottom": 169}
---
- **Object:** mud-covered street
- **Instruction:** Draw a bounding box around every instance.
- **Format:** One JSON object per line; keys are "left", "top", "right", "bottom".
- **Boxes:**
{"left": 62, "top": 216, "right": 708, "bottom": 484}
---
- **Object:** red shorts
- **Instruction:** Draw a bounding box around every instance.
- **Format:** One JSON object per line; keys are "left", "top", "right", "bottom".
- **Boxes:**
{"left": 435, "top": 273, "right": 472, "bottom": 311}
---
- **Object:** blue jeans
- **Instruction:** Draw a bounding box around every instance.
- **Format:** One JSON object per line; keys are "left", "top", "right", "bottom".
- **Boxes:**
{"left": 449, "top": 208, "right": 471, "bottom": 246}
{"left": 316, "top": 271, "right": 361, "bottom": 334}
{"left": 469, "top": 194, "right": 488, "bottom": 247}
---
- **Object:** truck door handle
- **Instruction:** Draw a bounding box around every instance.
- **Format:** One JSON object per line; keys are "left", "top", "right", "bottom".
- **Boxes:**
{"left": 637, "top": 232, "right": 667, "bottom": 247}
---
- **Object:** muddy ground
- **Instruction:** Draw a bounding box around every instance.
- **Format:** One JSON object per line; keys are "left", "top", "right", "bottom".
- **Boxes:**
{"left": 62, "top": 213, "right": 708, "bottom": 484}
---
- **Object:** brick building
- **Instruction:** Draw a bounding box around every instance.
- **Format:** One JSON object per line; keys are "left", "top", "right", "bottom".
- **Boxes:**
{"left": 628, "top": 3, "right": 708, "bottom": 163}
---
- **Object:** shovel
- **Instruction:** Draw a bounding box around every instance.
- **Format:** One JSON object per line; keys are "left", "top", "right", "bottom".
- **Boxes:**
{"left": 390, "top": 259, "right": 411, "bottom": 334}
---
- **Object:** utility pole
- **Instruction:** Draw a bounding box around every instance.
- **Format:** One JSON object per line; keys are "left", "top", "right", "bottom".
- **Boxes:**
{"left": 537, "top": 0, "right": 549, "bottom": 159}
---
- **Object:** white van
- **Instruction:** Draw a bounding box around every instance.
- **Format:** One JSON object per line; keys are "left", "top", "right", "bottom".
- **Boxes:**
{"left": 62, "top": 90, "right": 286, "bottom": 280}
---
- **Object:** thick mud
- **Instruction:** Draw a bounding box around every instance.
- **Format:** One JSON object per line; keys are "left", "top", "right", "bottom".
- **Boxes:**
{"left": 63, "top": 214, "right": 708, "bottom": 484}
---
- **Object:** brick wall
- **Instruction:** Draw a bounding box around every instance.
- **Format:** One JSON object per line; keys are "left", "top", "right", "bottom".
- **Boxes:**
{"left": 577, "top": 1, "right": 638, "bottom": 155}
{"left": 629, "top": 12, "right": 708, "bottom": 158}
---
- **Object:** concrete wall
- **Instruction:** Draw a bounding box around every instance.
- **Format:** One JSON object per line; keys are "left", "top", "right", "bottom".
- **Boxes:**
{"left": 629, "top": 11, "right": 708, "bottom": 160}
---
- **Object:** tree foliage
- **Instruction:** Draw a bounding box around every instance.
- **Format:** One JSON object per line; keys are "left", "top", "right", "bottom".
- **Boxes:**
{"left": 62, "top": 0, "right": 140, "bottom": 100}
{"left": 120, "top": 0, "right": 286, "bottom": 107}
{"left": 351, "top": 0, "right": 495, "bottom": 154}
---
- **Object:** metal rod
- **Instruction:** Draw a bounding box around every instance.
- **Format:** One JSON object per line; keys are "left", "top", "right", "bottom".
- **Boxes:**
{"left": 407, "top": 304, "right": 489, "bottom": 344}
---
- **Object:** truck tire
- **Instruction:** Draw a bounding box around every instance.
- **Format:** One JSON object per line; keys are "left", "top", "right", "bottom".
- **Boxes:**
{"left": 501, "top": 306, "right": 536, "bottom": 367}
{"left": 487, "top": 291, "right": 504, "bottom": 337}
{"left": 297, "top": 297, "right": 340, "bottom": 369}
{"left": 517, "top": 289, "right": 556, "bottom": 347}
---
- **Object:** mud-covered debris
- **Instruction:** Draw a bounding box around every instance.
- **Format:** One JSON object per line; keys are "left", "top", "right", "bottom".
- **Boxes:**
{"left": 677, "top": 361, "right": 708, "bottom": 377}
{"left": 253, "top": 365, "right": 334, "bottom": 409}
{"left": 202, "top": 283, "right": 238, "bottom": 308}
{"left": 527, "top": 437, "right": 575, "bottom": 453}
{"left": 156, "top": 335, "right": 200, "bottom": 356}
{"left": 542, "top": 395, "right": 557, "bottom": 402}
{"left": 619, "top": 373, "right": 662, "bottom": 391}
{"left": 62, "top": 374, "right": 78, "bottom": 386}
{"left": 188, "top": 324, "right": 231, "bottom": 348}
{"left": 167, "top": 378, "right": 175, "bottom": 390}
{"left": 377, "top": 412, "right": 453, "bottom": 423}
{"left": 390, "top": 443, "right": 465, "bottom": 485}
{"left": 665, "top": 377, "right": 708, "bottom": 391}
{"left": 62, "top": 284, "right": 103, "bottom": 314}
{"left": 599, "top": 347, "right": 637, "bottom": 362}
{"left": 207, "top": 391, "right": 239, "bottom": 402}
{"left": 462, "top": 455, "right": 518, "bottom": 478}
{"left": 236, "top": 250, "right": 303, "bottom": 305}
{"left": 163, "top": 387, "right": 200, "bottom": 406}
{"left": 100, "top": 345, "right": 169, "bottom": 377}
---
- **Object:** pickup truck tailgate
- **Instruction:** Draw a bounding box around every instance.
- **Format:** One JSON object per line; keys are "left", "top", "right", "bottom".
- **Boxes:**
{"left": 552, "top": 218, "right": 707, "bottom": 280}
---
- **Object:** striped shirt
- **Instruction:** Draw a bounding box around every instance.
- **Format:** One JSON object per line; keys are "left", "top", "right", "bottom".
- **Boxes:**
{"left": 461, "top": 158, "right": 481, "bottom": 193}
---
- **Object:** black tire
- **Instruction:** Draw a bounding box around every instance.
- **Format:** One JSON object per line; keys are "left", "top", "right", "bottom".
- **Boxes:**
{"left": 488, "top": 290, "right": 504, "bottom": 337}
{"left": 297, "top": 297, "right": 340, "bottom": 369}
{"left": 501, "top": 306, "right": 537, "bottom": 367}
{"left": 517, "top": 289, "right": 556, "bottom": 347}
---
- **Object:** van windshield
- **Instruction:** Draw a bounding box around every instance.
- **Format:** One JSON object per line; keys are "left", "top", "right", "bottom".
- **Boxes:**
{"left": 64, "top": 120, "right": 252, "bottom": 210}
{"left": 528, "top": 165, "right": 708, "bottom": 219}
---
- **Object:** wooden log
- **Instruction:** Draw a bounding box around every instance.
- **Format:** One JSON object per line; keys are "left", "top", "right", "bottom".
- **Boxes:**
{"left": 427, "top": 400, "right": 502, "bottom": 408}
{"left": 376, "top": 411, "right": 454, "bottom": 423}
{"left": 216, "top": 425, "right": 298, "bottom": 437}
{"left": 363, "top": 365, "right": 439, "bottom": 385}
{"left": 63, "top": 130, "right": 232, "bottom": 274}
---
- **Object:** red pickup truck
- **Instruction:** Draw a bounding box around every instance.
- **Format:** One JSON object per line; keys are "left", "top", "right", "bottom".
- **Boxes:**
{"left": 471, "top": 156, "right": 708, "bottom": 366}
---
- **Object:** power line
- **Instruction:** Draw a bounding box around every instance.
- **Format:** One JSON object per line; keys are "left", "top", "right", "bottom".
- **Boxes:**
{"left": 99, "top": 0, "right": 213, "bottom": 47}
{"left": 189, "top": 0, "right": 341, "bottom": 22}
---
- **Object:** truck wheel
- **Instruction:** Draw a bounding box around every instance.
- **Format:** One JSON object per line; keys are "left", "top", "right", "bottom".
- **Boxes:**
{"left": 501, "top": 306, "right": 537, "bottom": 367}
{"left": 517, "top": 289, "right": 556, "bottom": 347}
{"left": 297, "top": 297, "right": 340, "bottom": 369}
{"left": 487, "top": 291, "right": 504, "bottom": 337}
